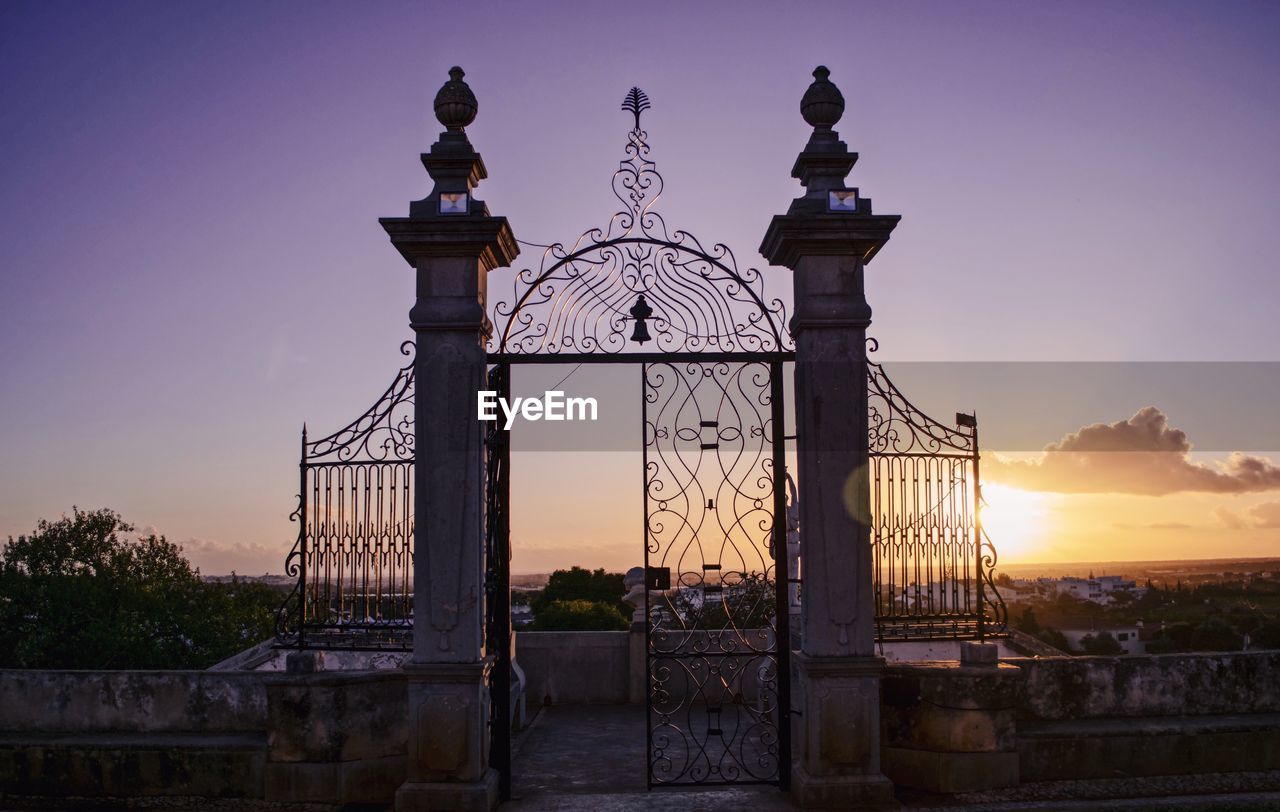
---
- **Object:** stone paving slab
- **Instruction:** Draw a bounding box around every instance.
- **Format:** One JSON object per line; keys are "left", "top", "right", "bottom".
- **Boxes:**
{"left": 508, "top": 704, "right": 794, "bottom": 808}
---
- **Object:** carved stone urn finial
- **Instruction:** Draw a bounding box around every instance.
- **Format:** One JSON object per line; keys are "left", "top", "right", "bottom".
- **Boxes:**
{"left": 434, "top": 66, "right": 478, "bottom": 132}
{"left": 800, "top": 65, "right": 844, "bottom": 131}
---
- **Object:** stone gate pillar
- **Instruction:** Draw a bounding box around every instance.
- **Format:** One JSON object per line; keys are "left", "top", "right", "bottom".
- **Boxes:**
{"left": 759, "top": 66, "right": 900, "bottom": 808}
{"left": 380, "top": 67, "right": 518, "bottom": 812}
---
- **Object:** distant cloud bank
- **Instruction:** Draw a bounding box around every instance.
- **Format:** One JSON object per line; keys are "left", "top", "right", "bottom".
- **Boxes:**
{"left": 987, "top": 406, "right": 1280, "bottom": 495}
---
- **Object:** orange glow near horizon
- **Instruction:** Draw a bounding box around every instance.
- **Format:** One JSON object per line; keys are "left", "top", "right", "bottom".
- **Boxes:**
{"left": 979, "top": 482, "right": 1055, "bottom": 564}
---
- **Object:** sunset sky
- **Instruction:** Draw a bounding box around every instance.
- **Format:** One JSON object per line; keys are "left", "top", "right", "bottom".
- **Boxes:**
{"left": 2, "top": 1, "right": 1278, "bottom": 575}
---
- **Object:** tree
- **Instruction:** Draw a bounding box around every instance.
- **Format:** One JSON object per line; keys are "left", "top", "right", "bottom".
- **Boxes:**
{"left": 1035, "top": 626, "right": 1070, "bottom": 653}
{"left": 529, "top": 599, "right": 629, "bottom": 631}
{"left": 1015, "top": 606, "right": 1041, "bottom": 634}
{"left": 1107, "top": 590, "right": 1137, "bottom": 610}
{"left": 0, "top": 508, "right": 279, "bottom": 669}
{"left": 1080, "top": 631, "right": 1124, "bottom": 655}
{"left": 1151, "top": 621, "right": 1194, "bottom": 653}
{"left": 1190, "top": 619, "right": 1244, "bottom": 652}
{"left": 531, "top": 567, "right": 628, "bottom": 619}
{"left": 1251, "top": 618, "right": 1280, "bottom": 650}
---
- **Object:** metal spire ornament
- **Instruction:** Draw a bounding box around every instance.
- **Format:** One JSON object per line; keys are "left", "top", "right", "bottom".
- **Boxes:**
{"left": 621, "top": 86, "right": 651, "bottom": 131}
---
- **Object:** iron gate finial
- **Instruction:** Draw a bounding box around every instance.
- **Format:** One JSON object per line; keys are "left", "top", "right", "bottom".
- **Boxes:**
{"left": 621, "top": 86, "right": 651, "bottom": 131}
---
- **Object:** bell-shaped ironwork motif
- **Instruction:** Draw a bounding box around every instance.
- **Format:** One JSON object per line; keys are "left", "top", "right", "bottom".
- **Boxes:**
{"left": 629, "top": 294, "right": 653, "bottom": 344}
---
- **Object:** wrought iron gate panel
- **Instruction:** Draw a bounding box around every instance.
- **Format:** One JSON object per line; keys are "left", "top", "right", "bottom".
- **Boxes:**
{"left": 484, "top": 363, "right": 512, "bottom": 801}
{"left": 276, "top": 343, "right": 416, "bottom": 650}
{"left": 867, "top": 346, "right": 1007, "bottom": 641}
{"left": 642, "top": 360, "right": 789, "bottom": 787}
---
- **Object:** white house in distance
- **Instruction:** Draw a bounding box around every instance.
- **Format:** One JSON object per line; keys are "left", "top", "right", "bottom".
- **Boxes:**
{"left": 1060, "top": 624, "right": 1146, "bottom": 655}
{"left": 1004, "top": 575, "right": 1144, "bottom": 606}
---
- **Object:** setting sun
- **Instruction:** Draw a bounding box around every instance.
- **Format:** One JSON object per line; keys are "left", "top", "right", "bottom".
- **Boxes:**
{"left": 980, "top": 482, "right": 1053, "bottom": 562}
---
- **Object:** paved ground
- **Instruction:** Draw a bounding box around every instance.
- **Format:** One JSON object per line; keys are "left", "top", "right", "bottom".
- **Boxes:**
{"left": 505, "top": 704, "right": 795, "bottom": 810}
{"left": 504, "top": 705, "right": 1280, "bottom": 812}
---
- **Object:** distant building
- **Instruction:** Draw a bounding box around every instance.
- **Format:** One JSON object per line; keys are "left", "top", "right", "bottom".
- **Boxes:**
{"left": 1060, "top": 624, "right": 1145, "bottom": 655}
{"left": 1006, "top": 574, "right": 1144, "bottom": 606}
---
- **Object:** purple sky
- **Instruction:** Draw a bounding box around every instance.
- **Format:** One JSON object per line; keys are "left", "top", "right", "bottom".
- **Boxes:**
{"left": 2, "top": 1, "right": 1278, "bottom": 573}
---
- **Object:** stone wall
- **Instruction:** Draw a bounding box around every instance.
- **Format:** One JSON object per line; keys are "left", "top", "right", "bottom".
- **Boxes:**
{"left": 1014, "top": 650, "right": 1280, "bottom": 719}
{"left": 881, "top": 650, "right": 1280, "bottom": 793}
{"left": 516, "top": 629, "right": 779, "bottom": 708}
{"left": 0, "top": 667, "right": 407, "bottom": 809}
{"left": 517, "top": 631, "right": 632, "bottom": 705}
{"left": 1010, "top": 651, "right": 1280, "bottom": 783}
{"left": 5, "top": 647, "right": 1279, "bottom": 806}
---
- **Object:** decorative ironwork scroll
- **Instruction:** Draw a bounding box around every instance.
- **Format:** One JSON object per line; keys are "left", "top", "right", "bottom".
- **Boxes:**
{"left": 866, "top": 340, "right": 1006, "bottom": 641}
{"left": 489, "top": 89, "right": 792, "bottom": 357}
{"left": 643, "top": 360, "right": 788, "bottom": 787}
{"left": 276, "top": 343, "right": 416, "bottom": 650}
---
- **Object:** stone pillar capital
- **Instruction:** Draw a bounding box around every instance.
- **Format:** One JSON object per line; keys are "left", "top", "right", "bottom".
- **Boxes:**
{"left": 379, "top": 216, "right": 518, "bottom": 273}
{"left": 759, "top": 213, "right": 900, "bottom": 269}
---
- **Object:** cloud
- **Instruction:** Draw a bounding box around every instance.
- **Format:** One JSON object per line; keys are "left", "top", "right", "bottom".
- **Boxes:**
{"left": 1216, "top": 507, "right": 1247, "bottom": 530}
{"left": 1248, "top": 501, "right": 1280, "bottom": 529}
{"left": 175, "top": 537, "right": 281, "bottom": 575}
{"left": 987, "top": 406, "right": 1280, "bottom": 495}
{"left": 126, "top": 525, "right": 282, "bottom": 575}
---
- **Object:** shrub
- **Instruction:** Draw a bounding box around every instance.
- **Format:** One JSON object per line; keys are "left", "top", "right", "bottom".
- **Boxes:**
{"left": 1251, "top": 618, "right": 1280, "bottom": 650}
{"left": 1190, "top": 619, "right": 1244, "bottom": 652}
{"left": 1080, "top": 631, "right": 1124, "bottom": 655}
{"left": 530, "top": 599, "right": 628, "bottom": 631}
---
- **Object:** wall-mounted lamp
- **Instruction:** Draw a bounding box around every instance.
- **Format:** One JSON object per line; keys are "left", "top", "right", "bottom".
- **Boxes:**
{"left": 439, "top": 192, "right": 469, "bottom": 214}
{"left": 828, "top": 189, "right": 859, "bottom": 212}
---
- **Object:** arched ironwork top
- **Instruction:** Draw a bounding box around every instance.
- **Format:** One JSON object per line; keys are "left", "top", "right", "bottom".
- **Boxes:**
{"left": 866, "top": 339, "right": 976, "bottom": 456}
{"left": 488, "top": 90, "right": 793, "bottom": 356}
{"left": 304, "top": 341, "right": 416, "bottom": 463}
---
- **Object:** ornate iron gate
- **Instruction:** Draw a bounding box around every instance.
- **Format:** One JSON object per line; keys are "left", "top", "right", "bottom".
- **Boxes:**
{"left": 276, "top": 343, "right": 415, "bottom": 650}
{"left": 866, "top": 344, "right": 1007, "bottom": 641}
{"left": 642, "top": 360, "right": 789, "bottom": 787}
{"left": 485, "top": 89, "right": 796, "bottom": 791}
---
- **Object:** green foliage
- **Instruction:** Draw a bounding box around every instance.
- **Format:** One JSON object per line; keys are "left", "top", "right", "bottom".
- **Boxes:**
{"left": 531, "top": 567, "right": 628, "bottom": 617}
{"left": 1158, "top": 621, "right": 1195, "bottom": 650}
{"left": 1015, "top": 606, "right": 1041, "bottom": 634}
{"left": 1190, "top": 619, "right": 1244, "bottom": 652}
{"left": 0, "top": 508, "right": 280, "bottom": 669}
{"left": 1035, "top": 626, "right": 1070, "bottom": 653}
{"left": 1079, "top": 631, "right": 1124, "bottom": 655}
{"left": 530, "top": 599, "right": 629, "bottom": 631}
{"left": 1252, "top": 618, "right": 1280, "bottom": 650}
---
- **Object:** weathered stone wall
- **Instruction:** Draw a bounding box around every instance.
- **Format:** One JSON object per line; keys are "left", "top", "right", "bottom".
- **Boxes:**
{"left": 0, "top": 669, "right": 268, "bottom": 733}
{"left": 517, "top": 631, "right": 631, "bottom": 705}
{"left": 1009, "top": 651, "right": 1280, "bottom": 783}
{"left": 882, "top": 661, "right": 1021, "bottom": 793}
{"left": 0, "top": 667, "right": 408, "bottom": 809}
{"left": 516, "top": 629, "right": 779, "bottom": 707}
{"left": 881, "top": 651, "right": 1280, "bottom": 793}
{"left": 1011, "top": 651, "right": 1280, "bottom": 719}
{"left": 264, "top": 670, "right": 407, "bottom": 805}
